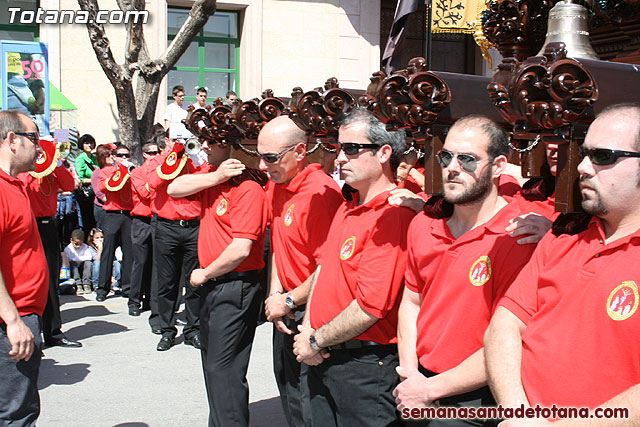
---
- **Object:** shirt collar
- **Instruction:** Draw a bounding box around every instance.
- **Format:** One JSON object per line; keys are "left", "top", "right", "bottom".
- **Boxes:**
{"left": 430, "top": 199, "right": 522, "bottom": 240}
{"left": 279, "top": 163, "right": 322, "bottom": 193}
{"left": 0, "top": 168, "right": 19, "bottom": 183}
{"left": 587, "top": 216, "right": 640, "bottom": 246}
{"left": 346, "top": 188, "right": 394, "bottom": 213}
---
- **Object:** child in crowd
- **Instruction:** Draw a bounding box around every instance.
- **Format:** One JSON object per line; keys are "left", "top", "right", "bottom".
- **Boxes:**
{"left": 88, "top": 228, "right": 122, "bottom": 293}
{"left": 63, "top": 229, "right": 96, "bottom": 295}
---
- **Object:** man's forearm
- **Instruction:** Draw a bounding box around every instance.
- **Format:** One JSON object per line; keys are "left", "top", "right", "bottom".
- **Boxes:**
{"left": 269, "top": 252, "right": 284, "bottom": 294}
{"left": 167, "top": 171, "right": 223, "bottom": 198}
{"left": 201, "top": 238, "right": 252, "bottom": 281}
{"left": 426, "top": 348, "right": 488, "bottom": 401}
{"left": 302, "top": 266, "right": 320, "bottom": 325}
{"left": 485, "top": 306, "right": 530, "bottom": 407}
{"left": 397, "top": 288, "right": 421, "bottom": 371}
{"left": 0, "top": 270, "right": 20, "bottom": 325}
{"left": 314, "top": 299, "right": 377, "bottom": 348}
{"left": 289, "top": 274, "right": 312, "bottom": 306}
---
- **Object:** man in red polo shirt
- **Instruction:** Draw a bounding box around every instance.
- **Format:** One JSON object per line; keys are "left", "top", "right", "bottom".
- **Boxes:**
{"left": 0, "top": 110, "right": 49, "bottom": 425}
{"left": 18, "top": 137, "right": 81, "bottom": 348}
{"left": 259, "top": 115, "right": 343, "bottom": 427}
{"left": 486, "top": 104, "right": 640, "bottom": 423}
{"left": 293, "top": 108, "right": 416, "bottom": 426}
{"left": 393, "top": 116, "right": 536, "bottom": 426}
{"left": 167, "top": 140, "right": 268, "bottom": 427}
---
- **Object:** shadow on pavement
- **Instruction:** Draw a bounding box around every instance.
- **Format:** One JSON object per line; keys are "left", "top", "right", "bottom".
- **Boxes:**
{"left": 249, "top": 396, "right": 287, "bottom": 427}
{"left": 64, "top": 320, "right": 129, "bottom": 341}
{"left": 60, "top": 304, "right": 115, "bottom": 324}
{"left": 114, "top": 423, "right": 150, "bottom": 427}
{"left": 38, "top": 358, "right": 90, "bottom": 390}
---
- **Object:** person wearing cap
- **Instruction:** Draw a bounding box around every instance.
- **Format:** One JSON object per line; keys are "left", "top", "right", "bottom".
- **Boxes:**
{"left": 127, "top": 140, "right": 161, "bottom": 316}
{"left": 258, "top": 116, "right": 343, "bottom": 427}
{"left": 95, "top": 144, "right": 134, "bottom": 302}
{"left": 168, "top": 140, "right": 268, "bottom": 427}
{"left": 18, "top": 135, "right": 82, "bottom": 348}
{"left": 485, "top": 103, "right": 640, "bottom": 423}
{"left": 146, "top": 135, "right": 208, "bottom": 351}
{"left": 0, "top": 110, "right": 49, "bottom": 425}
{"left": 293, "top": 108, "right": 416, "bottom": 426}
{"left": 393, "top": 116, "right": 536, "bottom": 426}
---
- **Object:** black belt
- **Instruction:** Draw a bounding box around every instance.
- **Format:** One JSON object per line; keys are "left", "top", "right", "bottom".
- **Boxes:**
{"left": 36, "top": 216, "right": 55, "bottom": 224}
{"left": 105, "top": 209, "right": 131, "bottom": 215}
{"left": 157, "top": 216, "right": 200, "bottom": 227}
{"left": 131, "top": 215, "right": 151, "bottom": 223}
{"left": 328, "top": 340, "right": 395, "bottom": 351}
{"left": 213, "top": 270, "right": 259, "bottom": 282}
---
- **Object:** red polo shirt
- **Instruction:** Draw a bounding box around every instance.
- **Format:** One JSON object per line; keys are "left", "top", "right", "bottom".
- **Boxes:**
{"left": 500, "top": 218, "right": 640, "bottom": 409}
{"left": 510, "top": 192, "right": 558, "bottom": 220}
{"left": 405, "top": 201, "right": 535, "bottom": 374}
{"left": 147, "top": 152, "right": 205, "bottom": 220}
{"left": 98, "top": 165, "right": 134, "bottom": 211}
{"left": 129, "top": 160, "right": 154, "bottom": 217}
{"left": 270, "top": 163, "right": 343, "bottom": 292}
{"left": 18, "top": 165, "right": 75, "bottom": 217}
{"left": 198, "top": 178, "right": 268, "bottom": 271}
{"left": 0, "top": 169, "right": 48, "bottom": 323}
{"left": 309, "top": 189, "right": 416, "bottom": 344}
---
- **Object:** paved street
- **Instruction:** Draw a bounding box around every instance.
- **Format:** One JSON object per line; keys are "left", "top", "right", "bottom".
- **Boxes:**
{"left": 38, "top": 292, "right": 286, "bottom": 427}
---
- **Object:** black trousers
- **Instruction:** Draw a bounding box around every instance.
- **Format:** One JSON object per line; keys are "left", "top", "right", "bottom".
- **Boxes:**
{"left": 36, "top": 218, "right": 63, "bottom": 342}
{"left": 154, "top": 220, "right": 200, "bottom": 339}
{"left": 0, "top": 313, "right": 43, "bottom": 426}
{"left": 405, "top": 366, "right": 497, "bottom": 427}
{"left": 148, "top": 216, "right": 161, "bottom": 330}
{"left": 77, "top": 196, "right": 96, "bottom": 235}
{"left": 97, "top": 211, "right": 132, "bottom": 297}
{"left": 307, "top": 344, "right": 403, "bottom": 427}
{"left": 129, "top": 217, "right": 152, "bottom": 308}
{"left": 273, "top": 306, "right": 311, "bottom": 427}
{"left": 200, "top": 271, "right": 262, "bottom": 427}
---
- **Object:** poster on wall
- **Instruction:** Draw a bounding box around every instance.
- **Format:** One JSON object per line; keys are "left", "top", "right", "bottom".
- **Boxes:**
{"left": 1, "top": 40, "right": 49, "bottom": 135}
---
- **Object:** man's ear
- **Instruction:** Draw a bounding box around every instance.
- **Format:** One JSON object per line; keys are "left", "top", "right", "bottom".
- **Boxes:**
{"left": 492, "top": 154, "right": 508, "bottom": 179}
{"left": 294, "top": 142, "right": 306, "bottom": 161}
{"left": 378, "top": 144, "right": 393, "bottom": 164}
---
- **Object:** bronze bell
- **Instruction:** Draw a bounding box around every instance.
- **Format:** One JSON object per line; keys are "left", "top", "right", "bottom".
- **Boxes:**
{"left": 536, "top": 0, "right": 598, "bottom": 60}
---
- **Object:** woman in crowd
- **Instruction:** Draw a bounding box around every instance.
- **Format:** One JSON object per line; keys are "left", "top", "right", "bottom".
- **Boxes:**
{"left": 74, "top": 134, "right": 98, "bottom": 233}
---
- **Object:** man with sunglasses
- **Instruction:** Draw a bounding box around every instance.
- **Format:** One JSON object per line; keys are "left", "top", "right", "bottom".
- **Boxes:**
{"left": 258, "top": 115, "right": 343, "bottom": 427}
{"left": 127, "top": 141, "right": 161, "bottom": 316}
{"left": 0, "top": 110, "right": 49, "bottom": 425}
{"left": 486, "top": 104, "right": 640, "bottom": 422}
{"left": 393, "top": 115, "right": 536, "bottom": 425}
{"left": 293, "top": 108, "right": 416, "bottom": 426}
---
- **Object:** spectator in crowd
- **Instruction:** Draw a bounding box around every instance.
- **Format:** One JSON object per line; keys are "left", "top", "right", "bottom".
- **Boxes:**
{"left": 225, "top": 90, "right": 237, "bottom": 107}
{"left": 74, "top": 134, "right": 98, "bottom": 233}
{"left": 485, "top": 103, "right": 640, "bottom": 421}
{"left": 63, "top": 229, "right": 96, "bottom": 295}
{"left": 164, "top": 85, "right": 188, "bottom": 132}
{"left": 87, "top": 228, "right": 121, "bottom": 293}
{"left": 192, "top": 87, "right": 208, "bottom": 111}
{"left": 293, "top": 108, "right": 415, "bottom": 426}
{"left": 0, "top": 109, "right": 50, "bottom": 425}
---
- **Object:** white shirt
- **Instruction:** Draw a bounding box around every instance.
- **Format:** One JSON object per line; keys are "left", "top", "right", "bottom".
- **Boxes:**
{"left": 164, "top": 102, "right": 188, "bottom": 123}
{"left": 64, "top": 243, "right": 97, "bottom": 262}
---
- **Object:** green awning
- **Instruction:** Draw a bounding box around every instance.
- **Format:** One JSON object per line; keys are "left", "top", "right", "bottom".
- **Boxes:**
{"left": 0, "top": 81, "right": 77, "bottom": 110}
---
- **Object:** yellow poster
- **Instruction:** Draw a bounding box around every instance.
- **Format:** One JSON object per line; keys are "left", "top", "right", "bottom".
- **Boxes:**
{"left": 431, "top": 0, "right": 486, "bottom": 34}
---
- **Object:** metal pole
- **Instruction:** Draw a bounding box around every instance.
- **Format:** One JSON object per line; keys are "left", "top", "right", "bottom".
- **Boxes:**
{"left": 426, "top": 0, "right": 433, "bottom": 70}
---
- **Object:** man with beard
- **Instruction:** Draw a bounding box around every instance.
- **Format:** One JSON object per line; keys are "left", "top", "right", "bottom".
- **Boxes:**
{"left": 394, "top": 115, "right": 537, "bottom": 426}
{"left": 485, "top": 104, "right": 640, "bottom": 423}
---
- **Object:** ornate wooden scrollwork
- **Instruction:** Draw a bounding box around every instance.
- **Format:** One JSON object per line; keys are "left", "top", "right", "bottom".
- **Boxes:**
{"left": 487, "top": 42, "right": 598, "bottom": 136}
{"left": 233, "top": 89, "right": 286, "bottom": 140}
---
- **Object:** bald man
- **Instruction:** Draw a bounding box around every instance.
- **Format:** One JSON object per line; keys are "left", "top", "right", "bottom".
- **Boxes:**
{"left": 259, "top": 116, "right": 343, "bottom": 426}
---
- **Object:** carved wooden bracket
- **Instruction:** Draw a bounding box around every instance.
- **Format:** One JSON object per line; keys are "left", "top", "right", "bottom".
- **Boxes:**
{"left": 184, "top": 100, "right": 239, "bottom": 146}
{"left": 233, "top": 89, "right": 286, "bottom": 139}
{"left": 482, "top": 0, "right": 552, "bottom": 61}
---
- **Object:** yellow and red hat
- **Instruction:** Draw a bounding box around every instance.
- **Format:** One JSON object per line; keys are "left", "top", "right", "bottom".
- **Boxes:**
{"left": 105, "top": 164, "right": 130, "bottom": 192}
{"left": 156, "top": 142, "right": 188, "bottom": 180}
{"left": 29, "top": 137, "right": 59, "bottom": 178}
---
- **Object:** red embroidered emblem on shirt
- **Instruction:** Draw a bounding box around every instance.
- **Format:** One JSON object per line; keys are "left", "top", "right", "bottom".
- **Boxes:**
{"left": 216, "top": 198, "right": 228, "bottom": 216}
{"left": 607, "top": 281, "right": 639, "bottom": 321}
{"left": 340, "top": 236, "right": 356, "bottom": 261}
{"left": 284, "top": 203, "right": 294, "bottom": 227}
{"left": 469, "top": 256, "right": 491, "bottom": 287}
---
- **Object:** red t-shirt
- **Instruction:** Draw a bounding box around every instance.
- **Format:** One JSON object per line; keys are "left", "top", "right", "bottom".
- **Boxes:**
{"left": 147, "top": 153, "right": 204, "bottom": 220}
{"left": 309, "top": 189, "right": 416, "bottom": 344}
{"left": 197, "top": 178, "right": 268, "bottom": 272}
{"left": 498, "top": 174, "right": 521, "bottom": 197}
{"left": 98, "top": 165, "right": 134, "bottom": 211}
{"left": 510, "top": 192, "right": 559, "bottom": 220}
{"left": 129, "top": 160, "right": 154, "bottom": 217}
{"left": 0, "top": 169, "right": 49, "bottom": 323}
{"left": 500, "top": 218, "right": 640, "bottom": 409}
{"left": 405, "top": 201, "right": 535, "bottom": 373}
{"left": 18, "top": 165, "right": 75, "bottom": 217}
{"left": 270, "top": 164, "right": 343, "bottom": 292}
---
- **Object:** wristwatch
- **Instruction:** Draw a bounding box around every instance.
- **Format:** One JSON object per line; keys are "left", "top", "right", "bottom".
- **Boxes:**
{"left": 284, "top": 292, "right": 298, "bottom": 310}
{"left": 309, "top": 331, "right": 322, "bottom": 351}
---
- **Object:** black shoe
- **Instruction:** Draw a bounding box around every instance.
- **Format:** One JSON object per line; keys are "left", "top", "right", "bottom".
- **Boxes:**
{"left": 96, "top": 294, "right": 106, "bottom": 302}
{"left": 128, "top": 305, "right": 140, "bottom": 316}
{"left": 151, "top": 327, "right": 162, "bottom": 335}
{"left": 45, "top": 337, "right": 82, "bottom": 348}
{"left": 184, "top": 334, "right": 201, "bottom": 350}
{"left": 156, "top": 336, "right": 174, "bottom": 351}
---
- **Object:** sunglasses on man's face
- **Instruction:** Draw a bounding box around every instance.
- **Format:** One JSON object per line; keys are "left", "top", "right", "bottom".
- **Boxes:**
{"left": 579, "top": 147, "right": 640, "bottom": 166}
{"left": 338, "top": 142, "right": 381, "bottom": 156}
{"left": 257, "top": 144, "right": 296, "bottom": 164}
{"left": 114, "top": 153, "right": 129, "bottom": 158}
{"left": 144, "top": 150, "right": 159, "bottom": 155}
{"left": 436, "top": 149, "right": 485, "bottom": 173}
{"left": 16, "top": 131, "right": 40, "bottom": 145}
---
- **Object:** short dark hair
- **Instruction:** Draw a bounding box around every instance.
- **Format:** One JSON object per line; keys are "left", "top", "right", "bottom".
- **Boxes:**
{"left": 96, "top": 144, "right": 112, "bottom": 168}
{"left": 197, "top": 87, "right": 207, "bottom": 95}
{"left": 340, "top": 107, "right": 406, "bottom": 172}
{"left": 597, "top": 102, "right": 640, "bottom": 151}
{"left": 71, "top": 229, "right": 85, "bottom": 241}
{"left": 450, "top": 115, "right": 510, "bottom": 160}
{"left": 115, "top": 143, "right": 129, "bottom": 152}
{"left": 226, "top": 90, "right": 237, "bottom": 98}
{"left": 142, "top": 142, "right": 157, "bottom": 153}
{"left": 172, "top": 85, "right": 185, "bottom": 96}
{"left": 79, "top": 134, "right": 96, "bottom": 150}
{"left": 0, "top": 110, "right": 30, "bottom": 141}
{"left": 148, "top": 131, "right": 166, "bottom": 150}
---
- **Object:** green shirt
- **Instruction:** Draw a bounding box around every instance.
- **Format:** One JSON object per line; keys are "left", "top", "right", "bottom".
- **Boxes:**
{"left": 74, "top": 152, "right": 97, "bottom": 181}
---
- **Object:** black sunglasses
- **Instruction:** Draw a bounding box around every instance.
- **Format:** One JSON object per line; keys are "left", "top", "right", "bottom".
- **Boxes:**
{"left": 257, "top": 145, "right": 296, "bottom": 163}
{"left": 144, "top": 150, "right": 159, "bottom": 155}
{"left": 16, "top": 131, "right": 40, "bottom": 144}
{"left": 579, "top": 147, "right": 640, "bottom": 166}
{"left": 338, "top": 142, "right": 381, "bottom": 156}
{"left": 114, "top": 153, "right": 130, "bottom": 158}
{"left": 436, "top": 149, "right": 487, "bottom": 173}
